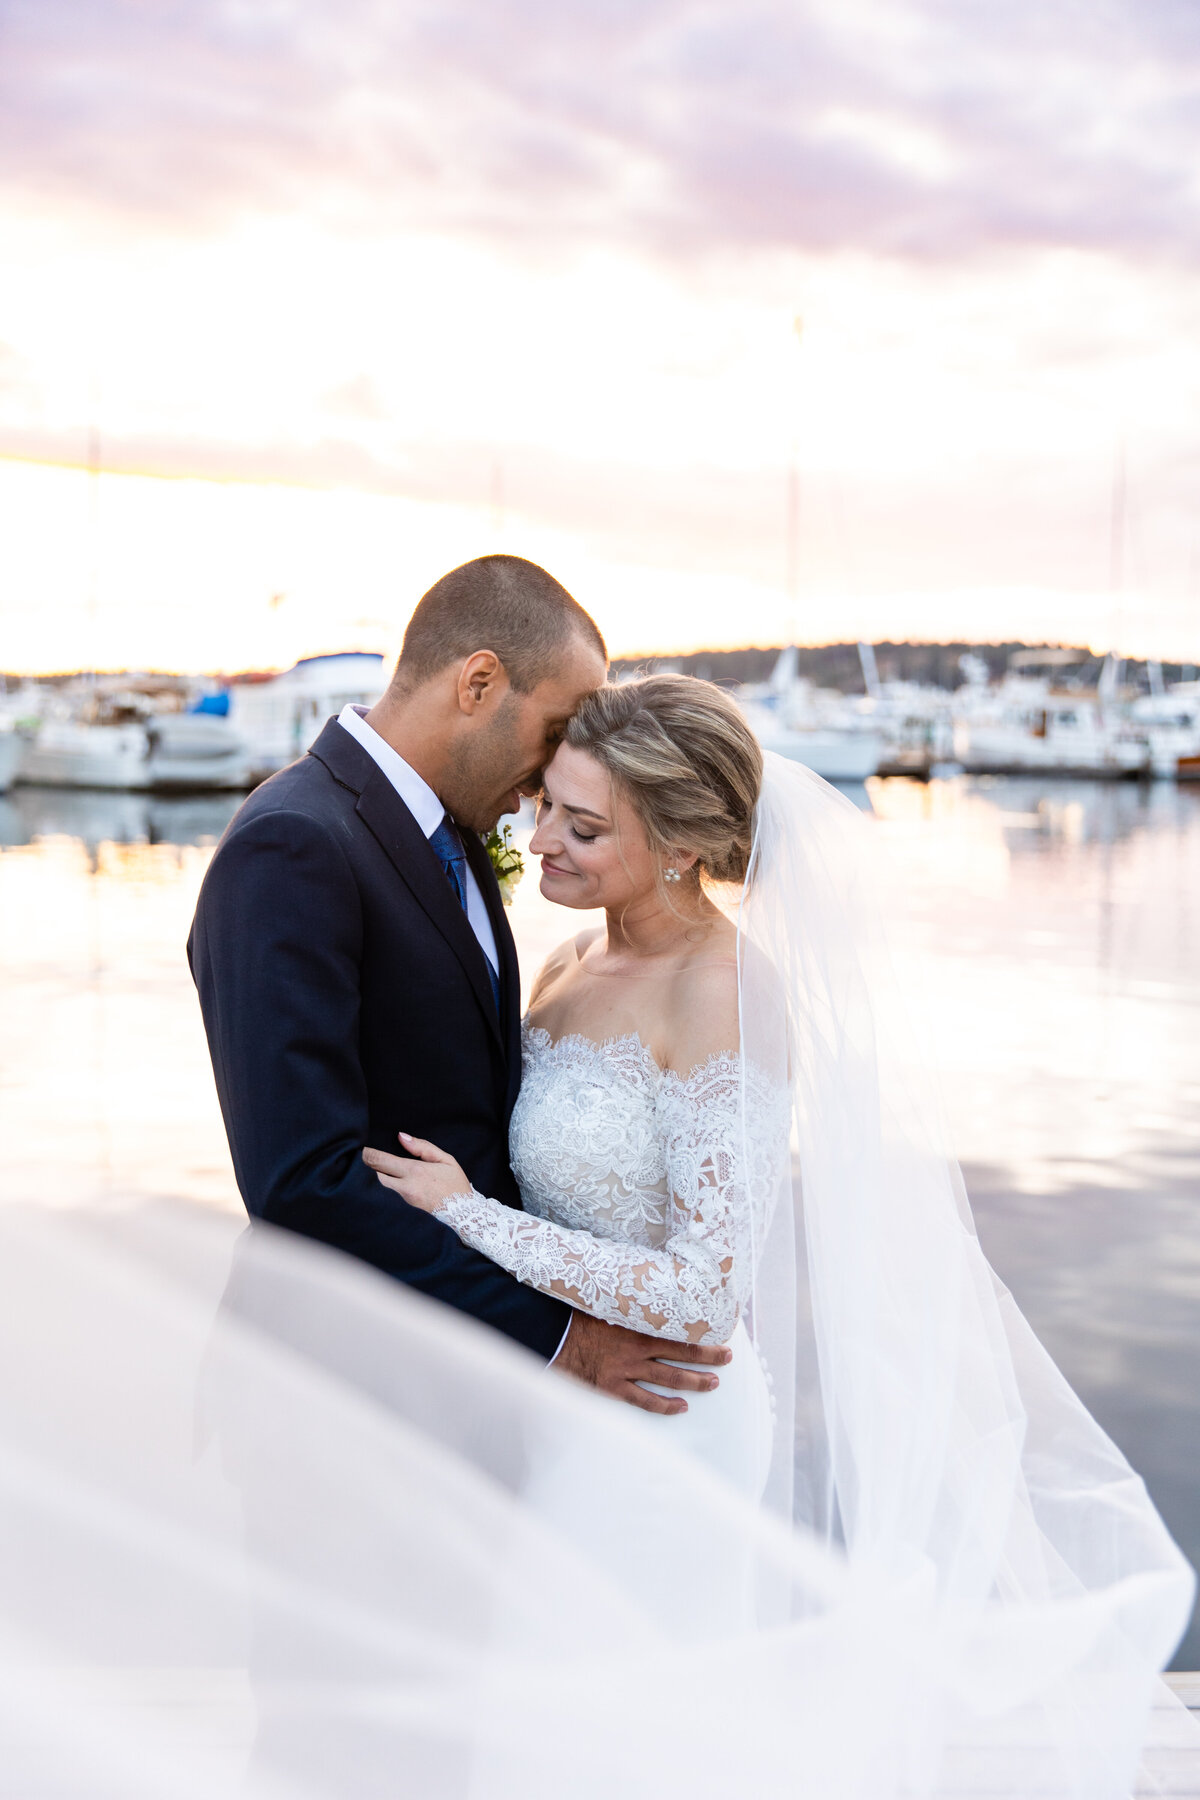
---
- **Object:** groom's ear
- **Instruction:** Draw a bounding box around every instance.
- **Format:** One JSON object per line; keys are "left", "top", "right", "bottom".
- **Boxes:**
{"left": 455, "top": 651, "right": 507, "bottom": 713}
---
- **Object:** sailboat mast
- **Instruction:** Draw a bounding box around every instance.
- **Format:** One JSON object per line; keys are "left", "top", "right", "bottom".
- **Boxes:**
{"left": 1106, "top": 436, "right": 1127, "bottom": 698}
{"left": 87, "top": 407, "right": 101, "bottom": 690}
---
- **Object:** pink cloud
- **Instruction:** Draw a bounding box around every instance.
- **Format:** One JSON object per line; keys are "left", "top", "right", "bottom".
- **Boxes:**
{"left": 1, "top": 0, "right": 1198, "bottom": 262}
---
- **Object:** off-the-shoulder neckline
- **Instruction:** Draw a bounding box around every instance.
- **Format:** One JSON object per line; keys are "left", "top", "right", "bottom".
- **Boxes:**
{"left": 521, "top": 1019, "right": 741, "bottom": 1087}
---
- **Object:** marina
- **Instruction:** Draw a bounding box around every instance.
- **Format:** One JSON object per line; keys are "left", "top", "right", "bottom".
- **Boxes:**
{"left": 729, "top": 645, "right": 1198, "bottom": 784}
{"left": 0, "top": 654, "right": 385, "bottom": 793}
{"left": 224, "top": 651, "right": 386, "bottom": 783}
{"left": 4, "top": 646, "right": 1200, "bottom": 794}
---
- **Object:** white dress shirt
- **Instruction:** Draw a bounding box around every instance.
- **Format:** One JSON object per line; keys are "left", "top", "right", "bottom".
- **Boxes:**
{"left": 337, "top": 704, "right": 571, "bottom": 1367}
{"left": 337, "top": 705, "right": 498, "bottom": 974}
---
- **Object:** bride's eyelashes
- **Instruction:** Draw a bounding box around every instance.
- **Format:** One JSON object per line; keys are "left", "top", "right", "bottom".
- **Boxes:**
{"left": 535, "top": 792, "right": 597, "bottom": 842}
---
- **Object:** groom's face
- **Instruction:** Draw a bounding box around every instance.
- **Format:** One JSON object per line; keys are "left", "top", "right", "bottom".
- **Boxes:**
{"left": 446, "top": 637, "right": 606, "bottom": 832}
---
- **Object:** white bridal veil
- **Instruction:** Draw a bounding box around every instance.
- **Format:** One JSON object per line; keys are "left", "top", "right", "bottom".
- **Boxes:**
{"left": 0, "top": 751, "right": 1194, "bottom": 1798}
{"left": 734, "top": 753, "right": 1196, "bottom": 1786}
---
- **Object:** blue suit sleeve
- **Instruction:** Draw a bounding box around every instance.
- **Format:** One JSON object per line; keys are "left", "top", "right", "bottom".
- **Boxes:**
{"left": 188, "top": 806, "right": 570, "bottom": 1360}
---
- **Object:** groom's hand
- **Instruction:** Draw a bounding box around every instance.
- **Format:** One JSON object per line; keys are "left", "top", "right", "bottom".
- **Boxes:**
{"left": 553, "top": 1313, "right": 731, "bottom": 1415}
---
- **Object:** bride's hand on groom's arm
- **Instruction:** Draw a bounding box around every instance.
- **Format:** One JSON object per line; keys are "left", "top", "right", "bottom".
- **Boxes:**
{"left": 362, "top": 1134, "right": 470, "bottom": 1213}
{"left": 554, "top": 1313, "right": 731, "bottom": 1416}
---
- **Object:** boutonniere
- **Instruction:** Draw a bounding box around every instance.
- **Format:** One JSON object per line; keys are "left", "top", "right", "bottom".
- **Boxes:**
{"left": 483, "top": 823, "right": 524, "bottom": 906}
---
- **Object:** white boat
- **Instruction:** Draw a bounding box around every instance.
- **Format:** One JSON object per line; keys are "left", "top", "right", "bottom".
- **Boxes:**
{"left": 736, "top": 649, "right": 883, "bottom": 782}
{"left": 145, "top": 710, "right": 252, "bottom": 789}
{"left": 856, "top": 644, "right": 955, "bottom": 775}
{"left": 19, "top": 706, "right": 251, "bottom": 791}
{"left": 1130, "top": 679, "right": 1200, "bottom": 780}
{"left": 0, "top": 726, "right": 20, "bottom": 794}
{"left": 951, "top": 655, "right": 1147, "bottom": 778}
{"left": 19, "top": 719, "right": 154, "bottom": 789}
{"left": 229, "top": 652, "right": 387, "bottom": 782}
{"left": 743, "top": 705, "right": 883, "bottom": 781}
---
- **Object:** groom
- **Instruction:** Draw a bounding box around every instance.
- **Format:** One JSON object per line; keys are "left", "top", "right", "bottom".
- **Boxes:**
{"left": 189, "top": 554, "right": 727, "bottom": 1411}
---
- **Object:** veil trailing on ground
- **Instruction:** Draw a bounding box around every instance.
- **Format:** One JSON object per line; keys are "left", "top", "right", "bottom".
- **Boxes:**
{"left": 0, "top": 1202, "right": 937, "bottom": 1800}
{"left": 733, "top": 750, "right": 1195, "bottom": 1780}
{"left": 0, "top": 753, "right": 1194, "bottom": 1799}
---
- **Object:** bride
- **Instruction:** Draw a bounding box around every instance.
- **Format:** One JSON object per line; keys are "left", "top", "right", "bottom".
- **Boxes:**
{"left": 363, "top": 675, "right": 1195, "bottom": 1694}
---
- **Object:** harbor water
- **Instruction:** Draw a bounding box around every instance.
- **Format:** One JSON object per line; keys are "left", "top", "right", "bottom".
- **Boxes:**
{"left": 2, "top": 772, "right": 1198, "bottom": 1665}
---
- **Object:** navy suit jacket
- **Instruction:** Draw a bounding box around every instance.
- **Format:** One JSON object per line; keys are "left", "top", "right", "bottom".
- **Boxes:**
{"left": 187, "top": 717, "right": 570, "bottom": 1360}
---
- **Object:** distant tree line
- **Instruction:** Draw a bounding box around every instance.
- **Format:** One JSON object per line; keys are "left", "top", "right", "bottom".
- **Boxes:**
{"left": 610, "top": 643, "right": 1196, "bottom": 693}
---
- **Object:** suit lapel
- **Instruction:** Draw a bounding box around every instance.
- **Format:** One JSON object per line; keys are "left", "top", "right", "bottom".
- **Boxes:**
{"left": 357, "top": 774, "right": 505, "bottom": 1049}
{"left": 309, "top": 721, "right": 504, "bottom": 1050}
{"left": 309, "top": 719, "right": 515, "bottom": 1055}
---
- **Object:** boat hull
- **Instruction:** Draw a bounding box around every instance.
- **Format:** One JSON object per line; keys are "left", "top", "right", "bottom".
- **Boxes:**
{"left": 1147, "top": 732, "right": 1200, "bottom": 780}
{"left": 954, "top": 727, "right": 1146, "bottom": 780}
{"left": 19, "top": 725, "right": 153, "bottom": 790}
{"left": 753, "top": 726, "right": 882, "bottom": 782}
{"left": 18, "top": 719, "right": 250, "bottom": 792}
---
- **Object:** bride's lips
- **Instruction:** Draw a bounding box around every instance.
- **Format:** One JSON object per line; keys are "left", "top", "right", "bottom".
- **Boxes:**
{"left": 539, "top": 858, "right": 573, "bottom": 876}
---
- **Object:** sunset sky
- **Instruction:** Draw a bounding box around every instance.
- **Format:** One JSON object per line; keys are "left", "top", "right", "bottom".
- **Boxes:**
{"left": 2, "top": 0, "right": 1200, "bottom": 672}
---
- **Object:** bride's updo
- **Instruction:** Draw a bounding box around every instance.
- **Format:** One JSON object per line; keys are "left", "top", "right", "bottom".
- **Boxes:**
{"left": 564, "top": 674, "right": 763, "bottom": 885}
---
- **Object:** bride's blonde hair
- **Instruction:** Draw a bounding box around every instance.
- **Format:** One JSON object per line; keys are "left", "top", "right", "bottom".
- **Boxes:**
{"left": 564, "top": 675, "right": 762, "bottom": 885}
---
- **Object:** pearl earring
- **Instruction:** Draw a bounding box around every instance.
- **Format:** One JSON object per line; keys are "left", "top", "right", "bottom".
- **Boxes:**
{"left": 664, "top": 866, "right": 681, "bottom": 883}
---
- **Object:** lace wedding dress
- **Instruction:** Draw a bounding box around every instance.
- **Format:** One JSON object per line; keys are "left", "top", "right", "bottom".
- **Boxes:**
{"left": 433, "top": 1023, "right": 789, "bottom": 1632}
{"left": 436, "top": 1024, "right": 781, "bottom": 1499}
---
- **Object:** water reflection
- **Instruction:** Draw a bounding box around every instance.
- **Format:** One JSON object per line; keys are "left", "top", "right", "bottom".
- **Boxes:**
{"left": 0, "top": 785, "right": 242, "bottom": 853}
{"left": 2, "top": 775, "right": 1199, "bottom": 1663}
{"left": 863, "top": 774, "right": 1200, "bottom": 1192}
{"left": 0, "top": 786, "right": 244, "bottom": 1218}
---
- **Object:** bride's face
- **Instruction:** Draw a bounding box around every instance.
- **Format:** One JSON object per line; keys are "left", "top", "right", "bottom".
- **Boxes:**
{"left": 530, "top": 742, "right": 659, "bottom": 910}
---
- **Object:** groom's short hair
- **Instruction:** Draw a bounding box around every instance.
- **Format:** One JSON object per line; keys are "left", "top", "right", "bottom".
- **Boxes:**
{"left": 394, "top": 555, "right": 607, "bottom": 694}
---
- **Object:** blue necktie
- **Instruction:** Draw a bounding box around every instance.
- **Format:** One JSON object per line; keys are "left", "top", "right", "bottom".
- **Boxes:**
{"left": 429, "top": 813, "right": 468, "bottom": 910}
{"left": 429, "top": 814, "right": 500, "bottom": 1014}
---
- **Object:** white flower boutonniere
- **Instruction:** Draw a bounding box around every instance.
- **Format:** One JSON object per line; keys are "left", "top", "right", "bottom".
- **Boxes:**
{"left": 483, "top": 823, "right": 524, "bottom": 906}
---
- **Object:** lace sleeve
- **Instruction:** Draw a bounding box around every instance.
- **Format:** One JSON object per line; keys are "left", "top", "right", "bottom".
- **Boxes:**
{"left": 434, "top": 1061, "right": 783, "bottom": 1346}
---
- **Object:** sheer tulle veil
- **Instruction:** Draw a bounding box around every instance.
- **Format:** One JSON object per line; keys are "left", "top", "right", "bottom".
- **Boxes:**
{"left": 0, "top": 749, "right": 1194, "bottom": 1798}
{"left": 734, "top": 750, "right": 1195, "bottom": 1772}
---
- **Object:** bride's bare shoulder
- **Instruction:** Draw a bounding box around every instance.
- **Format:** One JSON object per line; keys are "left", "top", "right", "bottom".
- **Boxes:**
{"left": 528, "top": 928, "right": 601, "bottom": 1009}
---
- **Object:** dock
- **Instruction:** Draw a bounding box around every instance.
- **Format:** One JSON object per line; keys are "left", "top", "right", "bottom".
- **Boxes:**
{"left": 1141, "top": 1674, "right": 1200, "bottom": 1797}
{"left": 2, "top": 1669, "right": 1196, "bottom": 1795}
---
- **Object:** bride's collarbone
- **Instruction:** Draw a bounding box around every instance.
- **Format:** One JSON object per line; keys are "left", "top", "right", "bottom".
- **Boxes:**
{"left": 526, "top": 952, "right": 741, "bottom": 1077}
{"left": 525, "top": 999, "right": 667, "bottom": 1063}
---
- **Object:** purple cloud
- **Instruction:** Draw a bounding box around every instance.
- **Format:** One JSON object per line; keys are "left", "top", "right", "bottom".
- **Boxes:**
{"left": 1, "top": 0, "right": 1198, "bottom": 262}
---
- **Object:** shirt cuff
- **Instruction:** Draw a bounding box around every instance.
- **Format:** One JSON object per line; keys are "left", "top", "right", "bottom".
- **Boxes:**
{"left": 547, "top": 1314, "right": 572, "bottom": 1368}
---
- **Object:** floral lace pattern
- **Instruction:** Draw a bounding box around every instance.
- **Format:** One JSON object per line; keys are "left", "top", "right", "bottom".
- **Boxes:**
{"left": 435, "top": 1024, "right": 788, "bottom": 1345}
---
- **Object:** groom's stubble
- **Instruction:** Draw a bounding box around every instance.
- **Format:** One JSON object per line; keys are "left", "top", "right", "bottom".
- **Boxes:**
{"left": 443, "top": 690, "right": 528, "bottom": 834}
{"left": 435, "top": 640, "right": 606, "bottom": 832}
